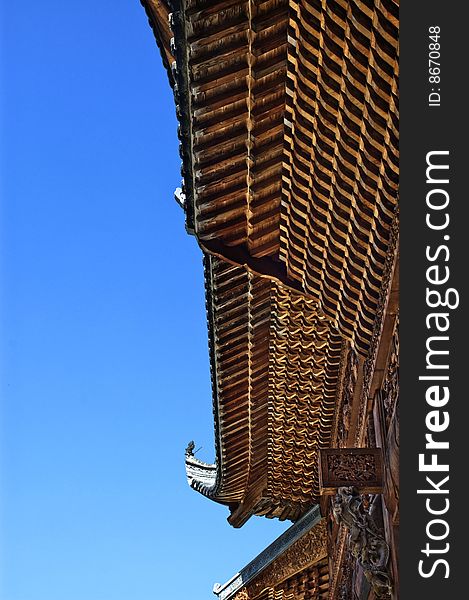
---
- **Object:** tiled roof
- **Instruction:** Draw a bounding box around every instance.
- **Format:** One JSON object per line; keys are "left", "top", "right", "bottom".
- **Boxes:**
{"left": 148, "top": 0, "right": 399, "bottom": 353}
{"left": 142, "top": 0, "right": 399, "bottom": 524}
{"left": 185, "top": 254, "right": 344, "bottom": 523}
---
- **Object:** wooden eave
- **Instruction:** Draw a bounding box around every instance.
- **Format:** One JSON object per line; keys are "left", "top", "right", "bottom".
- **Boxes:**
{"left": 185, "top": 254, "right": 345, "bottom": 525}
{"left": 143, "top": 0, "right": 399, "bottom": 526}
{"left": 145, "top": 0, "right": 399, "bottom": 355}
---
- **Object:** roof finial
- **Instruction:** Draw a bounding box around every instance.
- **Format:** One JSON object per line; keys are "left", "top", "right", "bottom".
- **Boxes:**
{"left": 185, "top": 440, "right": 195, "bottom": 456}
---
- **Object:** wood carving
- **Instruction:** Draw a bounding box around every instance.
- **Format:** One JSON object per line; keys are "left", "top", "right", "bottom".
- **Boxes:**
{"left": 328, "top": 525, "right": 348, "bottom": 600}
{"left": 246, "top": 520, "right": 327, "bottom": 597}
{"left": 335, "top": 347, "right": 359, "bottom": 448}
{"left": 319, "top": 448, "right": 384, "bottom": 495}
{"left": 356, "top": 218, "right": 399, "bottom": 446}
{"left": 382, "top": 319, "right": 400, "bottom": 431}
{"left": 336, "top": 548, "right": 354, "bottom": 600}
{"left": 333, "top": 487, "right": 392, "bottom": 598}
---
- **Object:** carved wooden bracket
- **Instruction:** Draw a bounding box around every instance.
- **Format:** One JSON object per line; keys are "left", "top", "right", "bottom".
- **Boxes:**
{"left": 319, "top": 448, "right": 384, "bottom": 495}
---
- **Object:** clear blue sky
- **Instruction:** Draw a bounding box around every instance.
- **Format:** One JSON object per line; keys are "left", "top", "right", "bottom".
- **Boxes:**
{"left": 0, "top": 3, "right": 287, "bottom": 600}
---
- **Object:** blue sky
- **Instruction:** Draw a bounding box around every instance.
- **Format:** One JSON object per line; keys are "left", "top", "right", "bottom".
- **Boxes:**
{"left": 0, "top": 3, "right": 287, "bottom": 600}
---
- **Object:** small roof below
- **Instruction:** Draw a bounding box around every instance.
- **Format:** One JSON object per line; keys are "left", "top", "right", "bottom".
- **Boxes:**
{"left": 213, "top": 505, "right": 327, "bottom": 600}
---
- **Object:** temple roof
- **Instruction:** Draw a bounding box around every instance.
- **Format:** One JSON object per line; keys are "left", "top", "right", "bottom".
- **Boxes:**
{"left": 142, "top": 0, "right": 399, "bottom": 526}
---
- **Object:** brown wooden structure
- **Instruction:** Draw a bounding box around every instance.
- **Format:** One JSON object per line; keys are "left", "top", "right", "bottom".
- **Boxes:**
{"left": 141, "top": 0, "right": 399, "bottom": 597}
